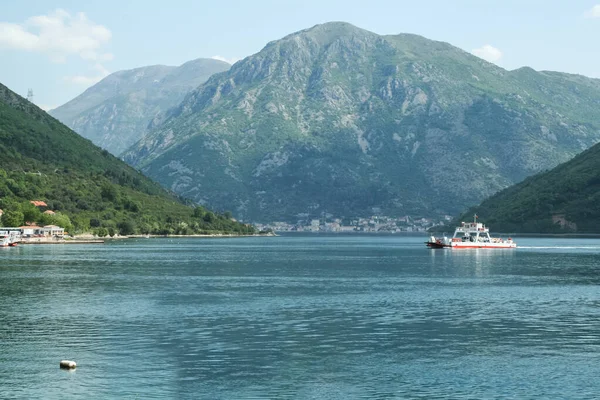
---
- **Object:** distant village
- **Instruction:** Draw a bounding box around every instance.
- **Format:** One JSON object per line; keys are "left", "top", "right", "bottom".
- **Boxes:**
{"left": 255, "top": 214, "right": 454, "bottom": 233}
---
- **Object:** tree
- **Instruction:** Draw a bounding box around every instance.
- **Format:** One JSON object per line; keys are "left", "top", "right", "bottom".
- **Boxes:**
{"left": 176, "top": 222, "right": 190, "bottom": 235}
{"left": 76, "top": 199, "right": 90, "bottom": 210}
{"left": 0, "top": 197, "right": 17, "bottom": 211}
{"left": 71, "top": 214, "right": 89, "bottom": 232}
{"left": 21, "top": 202, "right": 41, "bottom": 223}
{"left": 124, "top": 199, "right": 141, "bottom": 212}
{"left": 203, "top": 212, "right": 215, "bottom": 223}
{"left": 95, "top": 227, "right": 108, "bottom": 237}
{"left": 100, "top": 183, "right": 118, "bottom": 202}
{"left": 1, "top": 210, "right": 24, "bottom": 227}
{"left": 39, "top": 212, "right": 73, "bottom": 232}
{"left": 192, "top": 207, "right": 205, "bottom": 218}
{"left": 47, "top": 200, "right": 64, "bottom": 211}
{"left": 138, "top": 222, "right": 151, "bottom": 235}
{"left": 117, "top": 220, "right": 136, "bottom": 236}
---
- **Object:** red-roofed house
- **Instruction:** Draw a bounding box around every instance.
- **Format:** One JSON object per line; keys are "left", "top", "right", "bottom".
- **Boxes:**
{"left": 30, "top": 200, "right": 48, "bottom": 207}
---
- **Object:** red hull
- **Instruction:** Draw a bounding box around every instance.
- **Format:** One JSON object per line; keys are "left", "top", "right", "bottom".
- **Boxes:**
{"left": 448, "top": 245, "right": 515, "bottom": 249}
{"left": 425, "top": 241, "right": 448, "bottom": 249}
{"left": 426, "top": 242, "right": 515, "bottom": 249}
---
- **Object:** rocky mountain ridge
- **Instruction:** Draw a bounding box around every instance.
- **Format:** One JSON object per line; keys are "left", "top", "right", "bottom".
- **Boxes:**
{"left": 115, "top": 23, "right": 600, "bottom": 221}
{"left": 50, "top": 58, "right": 231, "bottom": 154}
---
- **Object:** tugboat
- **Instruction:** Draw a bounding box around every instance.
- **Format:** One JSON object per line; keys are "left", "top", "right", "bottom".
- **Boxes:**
{"left": 426, "top": 215, "right": 516, "bottom": 249}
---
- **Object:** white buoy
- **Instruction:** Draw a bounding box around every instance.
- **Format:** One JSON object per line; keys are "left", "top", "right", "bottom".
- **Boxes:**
{"left": 60, "top": 360, "right": 77, "bottom": 369}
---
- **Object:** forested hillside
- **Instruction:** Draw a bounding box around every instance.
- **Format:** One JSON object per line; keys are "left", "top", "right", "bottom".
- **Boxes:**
{"left": 0, "top": 83, "right": 254, "bottom": 236}
{"left": 457, "top": 142, "right": 600, "bottom": 233}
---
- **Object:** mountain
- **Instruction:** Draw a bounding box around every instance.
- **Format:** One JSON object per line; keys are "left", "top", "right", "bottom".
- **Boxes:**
{"left": 121, "top": 22, "right": 600, "bottom": 222}
{"left": 456, "top": 140, "right": 600, "bottom": 233}
{"left": 0, "top": 82, "right": 254, "bottom": 236}
{"left": 49, "top": 58, "right": 230, "bottom": 155}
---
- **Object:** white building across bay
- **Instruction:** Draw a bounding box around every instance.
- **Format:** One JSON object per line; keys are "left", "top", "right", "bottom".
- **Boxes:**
{"left": 15, "top": 225, "right": 66, "bottom": 238}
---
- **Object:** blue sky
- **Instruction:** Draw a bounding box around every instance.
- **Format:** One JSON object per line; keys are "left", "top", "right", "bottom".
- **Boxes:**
{"left": 1, "top": 0, "right": 599, "bottom": 110}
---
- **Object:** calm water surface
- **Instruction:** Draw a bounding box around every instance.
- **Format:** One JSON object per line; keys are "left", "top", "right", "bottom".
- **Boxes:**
{"left": 2, "top": 235, "right": 600, "bottom": 399}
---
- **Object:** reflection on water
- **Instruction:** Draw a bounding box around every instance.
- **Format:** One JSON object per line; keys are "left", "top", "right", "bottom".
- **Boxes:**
{"left": 428, "top": 246, "right": 517, "bottom": 278}
{"left": 1, "top": 235, "right": 600, "bottom": 398}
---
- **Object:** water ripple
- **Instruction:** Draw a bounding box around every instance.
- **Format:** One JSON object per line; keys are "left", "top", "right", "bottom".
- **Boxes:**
{"left": 2, "top": 236, "right": 600, "bottom": 398}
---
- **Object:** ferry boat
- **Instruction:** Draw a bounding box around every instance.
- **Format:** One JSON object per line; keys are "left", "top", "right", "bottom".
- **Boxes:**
{"left": 426, "top": 215, "right": 516, "bottom": 249}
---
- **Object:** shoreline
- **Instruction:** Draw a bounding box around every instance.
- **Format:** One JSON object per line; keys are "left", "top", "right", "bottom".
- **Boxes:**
{"left": 17, "top": 233, "right": 275, "bottom": 245}
{"left": 123, "top": 232, "right": 276, "bottom": 239}
{"left": 19, "top": 239, "right": 105, "bottom": 245}
{"left": 67, "top": 232, "right": 277, "bottom": 241}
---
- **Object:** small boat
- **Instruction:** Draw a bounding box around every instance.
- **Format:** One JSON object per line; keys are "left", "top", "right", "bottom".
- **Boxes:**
{"left": 426, "top": 215, "right": 516, "bottom": 249}
{"left": 0, "top": 235, "right": 11, "bottom": 247}
{"left": 0, "top": 230, "right": 20, "bottom": 247}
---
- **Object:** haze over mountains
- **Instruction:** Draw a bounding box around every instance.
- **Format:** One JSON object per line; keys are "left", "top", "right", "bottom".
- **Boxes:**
{"left": 50, "top": 58, "right": 230, "bottom": 155}
{"left": 53, "top": 22, "right": 600, "bottom": 222}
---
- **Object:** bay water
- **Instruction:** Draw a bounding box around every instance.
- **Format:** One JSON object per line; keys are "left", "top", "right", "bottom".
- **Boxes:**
{"left": 1, "top": 235, "right": 600, "bottom": 399}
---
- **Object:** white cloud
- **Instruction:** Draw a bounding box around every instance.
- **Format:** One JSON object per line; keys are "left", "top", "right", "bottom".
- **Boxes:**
{"left": 64, "top": 63, "right": 109, "bottom": 86}
{"left": 0, "top": 9, "right": 112, "bottom": 62}
{"left": 584, "top": 5, "right": 600, "bottom": 18}
{"left": 471, "top": 44, "right": 503, "bottom": 63}
{"left": 0, "top": 23, "right": 39, "bottom": 50}
{"left": 0, "top": 9, "right": 113, "bottom": 89}
{"left": 211, "top": 55, "right": 240, "bottom": 65}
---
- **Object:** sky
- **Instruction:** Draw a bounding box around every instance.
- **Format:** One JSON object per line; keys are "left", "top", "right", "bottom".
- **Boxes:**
{"left": 1, "top": 0, "right": 599, "bottom": 110}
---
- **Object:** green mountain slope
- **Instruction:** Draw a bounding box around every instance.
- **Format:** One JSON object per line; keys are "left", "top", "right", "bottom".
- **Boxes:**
{"left": 457, "top": 141, "right": 600, "bottom": 233}
{"left": 0, "top": 83, "right": 254, "bottom": 235}
{"left": 49, "top": 58, "right": 230, "bottom": 155}
{"left": 119, "top": 22, "right": 600, "bottom": 222}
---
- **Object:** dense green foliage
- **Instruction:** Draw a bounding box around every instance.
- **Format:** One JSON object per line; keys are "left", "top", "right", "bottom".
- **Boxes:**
{"left": 0, "top": 83, "right": 255, "bottom": 236}
{"left": 457, "top": 142, "right": 600, "bottom": 233}
{"left": 121, "top": 22, "right": 600, "bottom": 222}
{"left": 50, "top": 58, "right": 230, "bottom": 155}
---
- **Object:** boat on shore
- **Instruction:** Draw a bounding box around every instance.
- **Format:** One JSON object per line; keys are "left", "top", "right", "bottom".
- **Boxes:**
{"left": 0, "top": 230, "right": 20, "bottom": 247}
{"left": 426, "top": 215, "right": 516, "bottom": 249}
